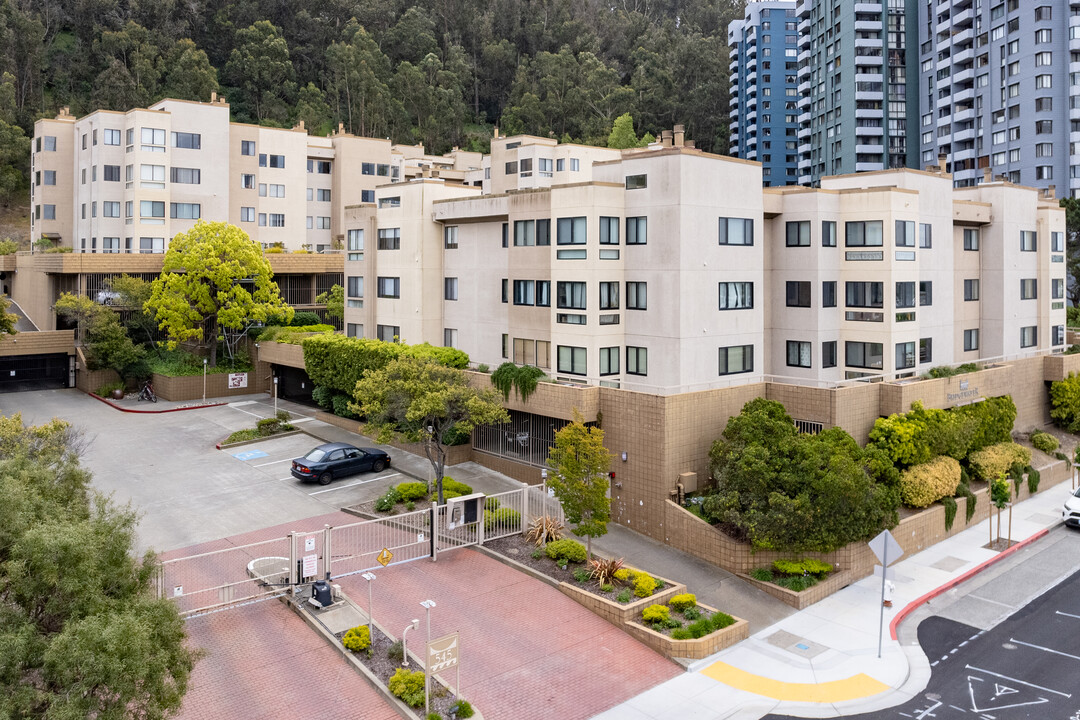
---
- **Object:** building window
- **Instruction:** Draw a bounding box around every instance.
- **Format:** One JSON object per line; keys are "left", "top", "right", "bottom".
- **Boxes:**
{"left": 512, "top": 280, "right": 534, "bottom": 305}
{"left": 964, "top": 279, "right": 979, "bottom": 301}
{"left": 171, "top": 132, "right": 201, "bottom": 149}
{"left": 920, "top": 338, "right": 932, "bottom": 364}
{"left": 140, "top": 200, "right": 165, "bottom": 218}
{"left": 1053, "top": 278, "right": 1065, "bottom": 300}
{"left": 535, "top": 219, "right": 551, "bottom": 246}
{"left": 557, "top": 216, "right": 587, "bottom": 245}
{"left": 822, "top": 281, "right": 836, "bottom": 308}
{"left": 378, "top": 228, "right": 400, "bottom": 250}
{"left": 444, "top": 277, "right": 458, "bottom": 301}
{"left": 895, "top": 342, "right": 915, "bottom": 370}
{"left": 627, "top": 282, "right": 647, "bottom": 310}
{"left": 102, "top": 166, "right": 119, "bottom": 182}
{"left": 377, "top": 277, "right": 400, "bottom": 298}
{"left": 103, "top": 129, "right": 121, "bottom": 146}
{"left": 361, "top": 162, "right": 374, "bottom": 175}
{"left": 102, "top": 201, "right": 120, "bottom": 218}
{"left": 1053, "top": 325, "right": 1065, "bottom": 346}
{"left": 241, "top": 174, "right": 255, "bottom": 189}
{"left": 845, "top": 341, "right": 883, "bottom": 370}
{"left": 443, "top": 328, "right": 457, "bottom": 348}
{"left": 268, "top": 213, "right": 285, "bottom": 227}
{"left": 557, "top": 281, "right": 587, "bottom": 310}
{"left": 599, "top": 216, "right": 619, "bottom": 245}
{"left": 169, "top": 203, "right": 200, "bottom": 219}
{"left": 822, "top": 341, "right": 837, "bottom": 368}
{"left": 845, "top": 220, "right": 883, "bottom": 247}
{"left": 846, "top": 281, "right": 883, "bottom": 308}
{"left": 41, "top": 204, "right": 56, "bottom": 220}
{"left": 719, "top": 282, "right": 753, "bottom": 310}
{"left": 377, "top": 325, "right": 400, "bottom": 343}
{"left": 140, "top": 127, "right": 165, "bottom": 152}
{"left": 1052, "top": 232, "right": 1064, "bottom": 252}
{"left": 964, "top": 230, "right": 981, "bottom": 252}
{"left": 919, "top": 281, "right": 932, "bottom": 306}
{"left": 169, "top": 167, "right": 200, "bottom": 184}
{"left": 919, "top": 223, "right": 932, "bottom": 249}
{"left": 139, "top": 237, "right": 164, "bottom": 254}
{"left": 964, "top": 329, "right": 979, "bottom": 352}
{"left": 557, "top": 346, "right": 587, "bottom": 375}
{"left": 347, "top": 323, "right": 363, "bottom": 338}
{"left": 378, "top": 196, "right": 400, "bottom": 209}
{"left": 316, "top": 189, "right": 331, "bottom": 202}
{"left": 1020, "top": 230, "right": 1037, "bottom": 252}
{"left": 718, "top": 217, "right": 754, "bottom": 245}
{"left": 514, "top": 220, "right": 535, "bottom": 246}
{"left": 626, "top": 217, "right": 647, "bottom": 245}
{"left": 895, "top": 220, "right": 915, "bottom": 247}
{"left": 444, "top": 226, "right": 458, "bottom": 249}
{"left": 1020, "top": 278, "right": 1037, "bottom": 299}
{"left": 718, "top": 345, "right": 754, "bottom": 375}
{"left": 786, "top": 340, "right": 811, "bottom": 368}
{"left": 241, "top": 140, "right": 255, "bottom": 156}
{"left": 1020, "top": 326, "right": 1037, "bottom": 348}
{"left": 266, "top": 154, "right": 285, "bottom": 169}
{"left": 102, "top": 237, "right": 120, "bottom": 254}
{"left": 822, "top": 220, "right": 837, "bottom": 247}
{"left": 895, "top": 282, "right": 915, "bottom": 309}
{"left": 347, "top": 229, "right": 364, "bottom": 253}
{"left": 347, "top": 276, "right": 364, "bottom": 298}
{"left": 240, "top": 207, "right": 255, "bottom": 223}
{"left": 626, "top": 346, "right": 647, "bottom": 376}
{"left": 625, "top": 174, "right": 647, "bottom": 189}
{"left": 786, "top": 221, "right": 810, "bottom": 247}
{"left": 140, "top": 164, "right": 165, "bottom": 188}
{"left": 786, "top": 281, "right": 811, "bottom": 308}
{"left": 309, "top": 160, "right": 331, "bottom": 174}
{"left": 361, "top": 190, "right": 374, "bottom": 203}
{"left": 599, "top": 282, "right": 620, "bottom": 310}
{"left": 599, "top": 347, "right": 620, "bottom": 376}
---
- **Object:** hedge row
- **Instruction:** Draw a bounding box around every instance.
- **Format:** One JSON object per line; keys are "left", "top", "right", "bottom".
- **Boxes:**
{"left": 868, "top": 397, "right": 1016, "bottom": 469}
{"left": 301, "top": 335, "right": 469, "bottom": 395}
{"left": 969, "top": 442, "right": 1032, "bottom": 482}
{"left": 899, "top": 456, "right": 961, "bottom": 508}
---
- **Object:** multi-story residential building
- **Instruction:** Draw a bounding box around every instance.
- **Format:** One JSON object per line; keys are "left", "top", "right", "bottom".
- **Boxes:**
{"left": 30, "top": 95, "right": 416, "bottom": 254}
{"left": 916, "top": 0, "right": 1079, "bottom": 195}
{"left": 728, "top": 1, "right": 801, "bottom": 186}
{"left": 793, "top": 0, "right": 920, "bottom": 186}
{"left": 342, "top": 133, "right": 1066, "bottom": 392}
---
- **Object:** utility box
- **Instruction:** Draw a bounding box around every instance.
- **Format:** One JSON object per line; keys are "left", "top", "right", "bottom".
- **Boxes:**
{"left": 311, "top": 580, "right": 333, "bottom": 608}
{"left": 678, "top": 472, "right": 698, "bottom": 494}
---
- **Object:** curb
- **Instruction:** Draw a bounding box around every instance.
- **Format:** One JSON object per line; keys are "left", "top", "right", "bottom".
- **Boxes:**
{"left": 889, "top": 527, "right": 1050, "bottom": 640}
{"left": 215, "top": 428, "right": 305, "bottom": 450}
{"left": 86, "top": 390, "right": 228, "bottom": 414}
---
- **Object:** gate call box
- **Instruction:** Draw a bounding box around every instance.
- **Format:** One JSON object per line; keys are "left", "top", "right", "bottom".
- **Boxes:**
{"left": 446, "top": 492, "right": 485, "bottom": 529}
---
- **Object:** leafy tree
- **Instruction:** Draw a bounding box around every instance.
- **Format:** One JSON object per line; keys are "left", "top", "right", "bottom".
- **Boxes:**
{"left": 106, "top": 274, "right": 159, "bottom": 351}
{"left": 546, "top": 410, "right": 612, "bottom": 560}
{"left": 0, "top": 73, "right": 29, "bottom": 208}
{"left": 1051, "top": 372, "right": 1080, "bottom": 433}
{"left": 702, "top": 398, "right": 899, "bottom": 553}
{"left": 145, "top": 220, "right": 292, "bottom": 367}
{"left": 84, "top": 311, "right": 144, "bottom": 382}
{"left": 161, "top": 38, "right": 219, "bottom": 102}
{"left": 1061, "top": 197, "right": 1080, "bottom": 306}
{"left": 607, "top": 112, "right": 638, "bottom": 149}
{"left": 315, "top": 284, "right": 344, "bottom": 322}
{"left": 0, "top": 413, "right": 197, "bottom": 717}
{"left": 54, "top": 292, "right": 102, "bottom": 340}
{"left": 293, "top": 82, "right": 332, "bottom": 135}
{"left": 325, "top": 20, "right": 398, "bottom": 138}
{"left": 353, "top": 356, "right": 508, "bottom": 503}
{"left": 0, "top": 295, "right": 17, "bottom": 336}
{"left": 224, "top": 20, "right": 296, "bottom": 124}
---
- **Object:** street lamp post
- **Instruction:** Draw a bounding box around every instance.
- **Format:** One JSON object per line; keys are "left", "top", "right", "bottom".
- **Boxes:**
{"left": 402, "top": 618, "right": 419, "bottom": 666}
{"left": 202, "top": 358, "right": 208, "bottom": 402}
{"left": 273, "top": 376, "right": 279, "bottom": 416}
{"left": 420, "top": 599, "right": 436, "bottom": 715}
{"left": 361, "top": 572, "right": 376, "bottom": 639}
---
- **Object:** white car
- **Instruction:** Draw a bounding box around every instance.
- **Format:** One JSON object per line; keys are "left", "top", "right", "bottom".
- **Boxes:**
{"left": 1063, "top": 487, "right": 1080, "bottom": 528}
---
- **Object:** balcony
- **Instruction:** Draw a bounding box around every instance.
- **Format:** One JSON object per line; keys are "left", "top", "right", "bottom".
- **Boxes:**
{"left": 952, "top": 127, "right": 976, "bottom": 142}
{"left": 952, "top": 47, "right": 974, "bottom": 65}
{"left": 953, "top": 87, "right": 975, "bottom": 102}
{"left": 853, "top": 2, "right": 882, "bottom": 11}
{"left": 856, "top": 144, "right": 885, "bottom": 155}
{"left": 854, "top": 20, "right": 881, "bottom": 32}
{"left": 856, "top": 161, "right": 883, "bottom": 172}
{"left": 953, "top": 7, "right": 974, "bottom": 25}
{"left": 855, "top": 53, "right": 882, "bottom": 67}
{"left": 854, "top": 37, "right": 883, "bottom": 49}
{"left": 855, "top": 125, "right": 884, "bottom": 137}
{"left": 855, "top": 107, "right": 884, "bottom": 119}
{"left": 730, "top": 107, "right": 739, "bottom": 120}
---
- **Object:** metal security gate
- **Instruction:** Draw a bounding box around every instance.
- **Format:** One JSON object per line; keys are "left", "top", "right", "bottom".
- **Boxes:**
{"left": 328, "top": 508, "right": 433, "bottom": 580}
{"left": 0, "top": 353, "right": 71, "bottom": 392}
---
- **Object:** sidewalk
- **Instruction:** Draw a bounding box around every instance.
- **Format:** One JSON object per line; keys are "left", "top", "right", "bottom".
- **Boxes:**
{"left": 592, "top": 477, "right": 1080, "bottom": 720}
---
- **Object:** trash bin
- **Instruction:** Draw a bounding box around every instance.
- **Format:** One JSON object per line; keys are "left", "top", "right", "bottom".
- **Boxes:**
{"left": 311, "top": 580, "right": 333, "bottom": 607}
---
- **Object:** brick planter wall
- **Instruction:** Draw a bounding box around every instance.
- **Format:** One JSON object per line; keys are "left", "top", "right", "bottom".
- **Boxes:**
{"left": 624, "top": 606, "right": 750, "bottom": 660}
{"left": 153, "top": 368, "right": 271, "bottom": 402}
{"left": 738, "top": 571, "right": 857, "bottom": 611}
{"left": 313, "top": 411, "right": 473, "bottom": 466}
{"left": 557, "top": 574, "right": 685, "bottom": 627}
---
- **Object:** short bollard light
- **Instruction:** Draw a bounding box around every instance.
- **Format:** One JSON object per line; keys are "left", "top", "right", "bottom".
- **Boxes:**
{"left": 361, "top": 571, "right": 376, "bottom": 638}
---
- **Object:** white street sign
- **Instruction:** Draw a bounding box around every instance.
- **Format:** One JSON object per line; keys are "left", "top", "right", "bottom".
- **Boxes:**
{"left": 868, "top": 529, "right": 904, "bottom": 566}
{"left": 302, "top": 553, "right": 318, "bottom": 577}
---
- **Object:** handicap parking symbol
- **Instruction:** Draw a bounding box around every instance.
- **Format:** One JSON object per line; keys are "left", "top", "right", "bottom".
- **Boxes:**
{"left": 232, "top": 449, "right": 269, "bottom": 461}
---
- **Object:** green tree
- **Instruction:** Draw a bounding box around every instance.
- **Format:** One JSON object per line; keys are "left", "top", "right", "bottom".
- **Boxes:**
{"left": 546, "top": 410, "right": 612, "bottom": 560}
{"left": 161, "top": 38, "right": 219, "bottom": 102}
{"left": 54, "top": 292, "right": 102, "bottom": 340}
{"left": 145, "top": 221, "right": 292, "bottom": 367}
{"left": 0, "top": 73, "right": 29, "bottom": 208}
{"left": 1051, "top": 372, "right": 1080, "bottom": 433}
{"left": 0, "top": 295, "right": 17, "bottom": 336}
{"left": 0, "top": 412, "right": 197, "bottom": 717}
{"left": 325, "top": 20, "right": 398, "bottom": 138}
{"left": 607, "top": 112, "right": 638, "bottom": 149}
{"left": 106, "top": 274, "right": 159, "bottom": 351}
{"left": 1060, "top": 197, "right": 1080, "bottom": 307}
{"left": 224, "top": 20, "right": 296, "bottom": 124}
{"left": 293, "top": 82, "right": 332, "bottom": 135}
{"left": 353, "top": 356, "right": 508, "bottom": 503}
{"left": 315, "top": 283, "right": 344, "bottom": 322}
{"left": 85, "top": 311, "right": 144, "bottom": 382}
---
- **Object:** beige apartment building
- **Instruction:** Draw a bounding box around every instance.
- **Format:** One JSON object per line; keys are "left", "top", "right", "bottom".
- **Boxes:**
{"left": 343, "top": 135, "right": 1067, "bottom": 391}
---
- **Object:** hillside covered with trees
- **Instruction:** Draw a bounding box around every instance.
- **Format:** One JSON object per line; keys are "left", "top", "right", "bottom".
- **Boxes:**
{"left": 0, "top": 0, "right": 745, "bottom": 214}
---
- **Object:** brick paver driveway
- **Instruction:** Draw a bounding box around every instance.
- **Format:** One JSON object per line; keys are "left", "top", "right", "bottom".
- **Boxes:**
{"left": 337, "top": 548, "right": 682, "bottom": 720}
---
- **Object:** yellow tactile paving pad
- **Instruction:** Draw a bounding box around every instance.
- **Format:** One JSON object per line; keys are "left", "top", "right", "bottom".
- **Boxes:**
{"left": 700, "top": 661, "right": 890, "bottom": 703}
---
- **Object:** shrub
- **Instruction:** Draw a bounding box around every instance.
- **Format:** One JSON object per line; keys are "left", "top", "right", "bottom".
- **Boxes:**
{"left": 96, "top": 381, "right": 126, "bottom": 397}
{"left": 450, "top": 700, "right": 475, "bottom": 719}
{"left": 443, "top": 422, "right": 472, "bottom": 446}
{"left": 405, "top": 500, "right": 415, "bottom": 511}
{"left": 1027, "top": 466, "right": 1041, "bottom": 494}
{"left": 330, "top": 393, "right": 359, "bottom": 419}
{"left": 685, "top": 618, "right": 714, "bottom": 638}
{"left": 374, "top": 487, "right": 401, "bottom": 512}
{"left": 772, "top": 559, "right": 834, "bottom": 577}
{"left": 711, "top": 612, "right": 736, "bottom": 630}
{"left": 642, "top": 604, "right": 670, "bottom": 624}
{"left": 671, "top": 629, "right": 692, "bottom": 640}
{"left": 531, "top": 547, "right": 543, "bottom": 560}
{"left": 634, "top": 573, "right": 657, "bottom": 598}
{"left": 669, "top": 594, "right": 697, "bottom": 612}
{"left": 442, "top": 490, "right": 461, "bottom": 500}
{"left": 388, "top": 668, "right": 426, "bottom": 707}
{"left": 572, "top": 568, "right": 591, "bottom": 582}
{"left": 772, "top": 559, "right": 805, "bottom": 576}
{"left": 526, "top": 515, "right": 564, "bottom": 546}
{"left": 341, "top": 625, "right": 371, "bottom": 653}
{"left": 395, "top": 482, "right": 429, "bottom": 502}
{"left": 616, "top": 588, "right": 632, "bottom": 603}
{"left": 441, "top": 478, "right": 473, "bottom": 495}
{"left": 311, "top": 385, "right": 334, "bottom": 410}
{"left": 613, "top": 568, "right": 633, "bottom": 583}
{"left": 899, "top": 456, "right": 962, "bottom": 508}
{"left": 958, "top": 482, "right": 977, "bottom": 522}
{"left": 683, "top": 606, "right": 702, "bottom": 621}
{"left": 288, "top": 311, "right": 322, "bottom": 326}
{"left": 1051, "top": 373, "right": 1080, "bottom": 433}
{"left": 943, "top": 496, "right": 957, "bottom": 531}
{"left": 545, "top": 538, "right": 587, "bottom": 564}
{"left": 256, "top": 417, "right": 281, "bottom": 436}
{"left": 750, "top": 568, "right": 774, "bottom": 582}
{"left": 484, "top": 507, "right": 521, "bottom": 531}
{"left": 484, "top": 496, "right": 500, "bottom": 511}
{"left": 387, "top": 640, "right": 404, "bottom": 662}
{"left": 1031, "top": 431, "right": 1059, "bottom": 454}
{"left": 302, "top": 334, "right": 469, "bottom": 396}
{"left": 776, "top": 575, "right": 818, "bottom": 592}
{"left": 1056, "top": 451, "right": 1069, "bottom": 462}
{"left": 476, "top": 364, "right": 490, "bottom": 373}
{"left": 0, "top": 238, "right": 17, "bottom": 255}
{"left": 224, "top": 428, "right": 260, "bottom": 444}
{"left": 600, "top": 584, "right": 614, "bottom": 593}
{"left": 969, "top": 443, "right": 1032, "bottom": 482}
{"left": 491, "top": 362, "right": 547, "bottom": 402}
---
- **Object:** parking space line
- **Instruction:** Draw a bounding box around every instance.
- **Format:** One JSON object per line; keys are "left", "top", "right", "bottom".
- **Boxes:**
{"left": 254, "top": 458, "right": 295, "bottom": 467}
{"left": 1056, "top": 610, "right": 1080, "bottom": 620}
{"left": 308, "top": 472, "right": 401, "bottom": 495}
{"left": 964, "top": 665, "right": 1072, "bottom": 697}
{"left": 1009, "top": 638, "right": 1080, "bottom": 662}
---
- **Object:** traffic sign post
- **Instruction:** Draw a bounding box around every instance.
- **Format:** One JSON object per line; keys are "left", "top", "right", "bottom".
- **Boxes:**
{"left": 869, "top": 529, "right": 904, "bottom": 658}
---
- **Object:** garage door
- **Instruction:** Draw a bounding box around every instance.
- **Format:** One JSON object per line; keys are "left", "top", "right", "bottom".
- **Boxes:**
{"left": 0, "top": 353, "right": 72, "bottom": 393}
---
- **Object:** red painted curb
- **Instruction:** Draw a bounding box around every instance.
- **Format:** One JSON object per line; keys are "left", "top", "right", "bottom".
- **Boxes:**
{"left": 889, "top": 527, "right": 1050, "bottom": 640}
{"left": 86, "top": 391, "right": 228, "bottom": 414}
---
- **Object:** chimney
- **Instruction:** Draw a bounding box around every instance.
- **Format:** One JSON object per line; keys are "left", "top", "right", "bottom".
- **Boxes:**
{"left": 661, "top": 130, "right": 673, "bottom": 147}
{"left": 982, "top": 167, "right": 993, "bottom": 184}
{"left": 211, "top": 92, "right": 217, "bottom": 103}
{"left": 1046, "top": 184, "right": 1056, "bottom": 200}
{"left": 937, "top": 153, "right": 947, "bottom": 174}
{"left": 673, "top": 124, "right": 685, "bottom": 147}
{"left": 494, "top": 127, "right": 499, "bottom": 139}
{"left": 218, "top": 95, "right": 225, "bottom": 104}
{"left": 296, "top": 120, "right": 305, "bottom": 131}
{"left": 684, "top": 139, "right": 695, "bottom": 149}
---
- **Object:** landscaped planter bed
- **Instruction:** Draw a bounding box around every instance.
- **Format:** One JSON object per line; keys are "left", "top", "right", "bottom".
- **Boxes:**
{"left": 625, "top": 601, "right": 749, "bottom": 660}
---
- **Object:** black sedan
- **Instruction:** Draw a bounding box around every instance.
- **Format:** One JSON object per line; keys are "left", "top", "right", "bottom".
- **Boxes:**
{"left": 291, "top": 442, "right": 391, "bottom": 485}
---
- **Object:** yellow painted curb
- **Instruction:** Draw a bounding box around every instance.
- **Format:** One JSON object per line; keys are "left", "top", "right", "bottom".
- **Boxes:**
{"left": 700, "top": 661, "right": 890, "bottom": 703}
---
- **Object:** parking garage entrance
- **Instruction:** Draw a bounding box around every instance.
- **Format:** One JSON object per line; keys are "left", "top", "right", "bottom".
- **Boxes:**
{"left": 0, "top": 353, "right": 72, "bottom": 392}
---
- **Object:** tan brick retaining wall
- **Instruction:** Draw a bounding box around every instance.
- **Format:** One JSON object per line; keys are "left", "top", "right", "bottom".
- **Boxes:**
{"left": 625, "top": 610, "right": 750, "bottom": 660}
{"left": 557, "top": 574, "right": 685, "bottom": 627}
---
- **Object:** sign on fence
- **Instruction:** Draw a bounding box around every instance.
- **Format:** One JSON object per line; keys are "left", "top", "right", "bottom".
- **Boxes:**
{"left": 228, "top": 372, "right": 248, "bottom": 389}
